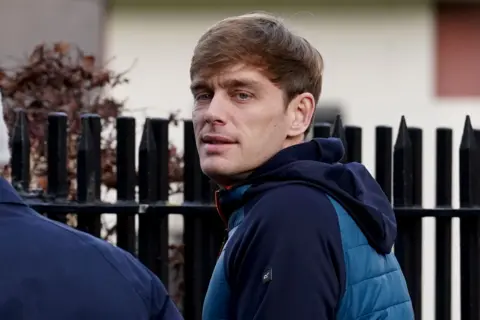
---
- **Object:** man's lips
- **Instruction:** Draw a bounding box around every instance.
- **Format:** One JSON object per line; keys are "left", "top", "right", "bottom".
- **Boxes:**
{"left": 201, "top": 134, "right": 237, "bottom": 154}
{"left": 201, "top": 134, "right": 236, "bottom": 145}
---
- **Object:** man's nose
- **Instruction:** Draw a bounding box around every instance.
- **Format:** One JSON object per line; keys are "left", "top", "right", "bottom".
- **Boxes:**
{"left": 204, "top": 94, "right": 228, "bottom": 125}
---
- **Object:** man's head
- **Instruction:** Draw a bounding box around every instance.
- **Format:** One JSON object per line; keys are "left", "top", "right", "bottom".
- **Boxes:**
{"left": 190, "top": 12, "right": 323, "bottom": 186}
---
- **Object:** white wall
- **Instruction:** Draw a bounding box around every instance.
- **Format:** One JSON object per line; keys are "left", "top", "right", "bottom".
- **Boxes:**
{"left": 0, "top": 0, "right": 106, "bottom": 67}
{"left": 106, "top": 5, "right": 480, "bottom": 319}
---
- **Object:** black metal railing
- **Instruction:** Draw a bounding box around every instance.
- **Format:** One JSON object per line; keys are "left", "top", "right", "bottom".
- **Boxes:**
{"left": 6, "top": 109, "right": 480, "bottom": 320}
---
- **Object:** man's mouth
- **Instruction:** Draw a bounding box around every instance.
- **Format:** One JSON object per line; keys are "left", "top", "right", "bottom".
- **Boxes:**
{"left": 201, "top": 134, "right": 237, "bottom": 153}
{"left": 201, "top": 134, "right": 236, "bottom": 145}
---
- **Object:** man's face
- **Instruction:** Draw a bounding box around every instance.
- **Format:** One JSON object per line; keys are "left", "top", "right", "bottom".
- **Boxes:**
{"left": 191, "top": 64, "right": 292, "bottom": 186}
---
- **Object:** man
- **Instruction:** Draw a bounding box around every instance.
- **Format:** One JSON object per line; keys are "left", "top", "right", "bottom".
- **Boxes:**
{"left": 0, "top": 94, "right": 182, "bottom": 319}
{"left": 190, "top": 13, "right": 414, "bottom": 320}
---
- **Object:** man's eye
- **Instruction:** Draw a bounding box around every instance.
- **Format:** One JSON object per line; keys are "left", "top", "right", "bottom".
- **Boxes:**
{"left": 235, "top": 92, "right": 252, "bottom": 101}
{"left": 195, "top": 93, "right": 212, "bottom": 101}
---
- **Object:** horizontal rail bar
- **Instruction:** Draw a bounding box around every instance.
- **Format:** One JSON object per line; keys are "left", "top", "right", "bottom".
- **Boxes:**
{"left": 27, "top": 201, "right": 217, "bottom": 216}
{"left": 395, "top": 207, "right": 480, "bottom": 218}
{"left": 20, "top": 199, "right": 480, "bottom": 218}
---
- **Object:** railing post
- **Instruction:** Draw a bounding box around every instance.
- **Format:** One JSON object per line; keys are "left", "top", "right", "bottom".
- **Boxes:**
{"left": 330, "top": 115, "right": 347, "bottom": 163}
{"left": 10, "top": 109, "right": 30, "bottom": 192}
{"left": 345, "top": 126, "right": 362, "bottom": 163}
{"left": 375, "top": 126, "right": 392, "bottom": 200}
{"left": 138, "top": 118, "right": 170, "bottom": 286}
{"left": 408, "top": 127, "right": 423, "bottom": 319}
{"left": 435, "top": 128, "right": 453, "bottom": 320}
{"left": 393, "top": 117, "right": 422, "bottom": 319}
{"left": 46, "top": 112, "right": 68, "bottom": 223}
{"left": 76, "top": 114, "right": 102, "bottom": 237}
{"left": 459, "top": 116, "right": 480, "bottom": 320}
{"left": 183, "top": 120, "right": 220, "bottom": 320}
{"left": 152, "top": 118, "right": 170, "bottom": 285}
{"left": 313, "top": 123, "right": 331, "bottom": 139}
{"left": 116, "top": 116, "right": 137, "bottom": 255}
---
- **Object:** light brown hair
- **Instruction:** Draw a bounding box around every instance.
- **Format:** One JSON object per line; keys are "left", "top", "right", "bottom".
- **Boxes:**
{"left": 190, "top": 12, "right": 324, "bottom": 106}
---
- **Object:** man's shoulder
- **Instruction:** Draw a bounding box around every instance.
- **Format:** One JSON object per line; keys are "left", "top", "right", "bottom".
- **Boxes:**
{"left": 1, "top": 203, "right": 157, "bottom": 308}
{"left": 231, "top": 183, "right": 343, "bottom": 250}
{"left": 251, "top": 183, "right": 337, "bottom": 221}
{"left": 1, "top": 203, "right": 182, "bottom": 318}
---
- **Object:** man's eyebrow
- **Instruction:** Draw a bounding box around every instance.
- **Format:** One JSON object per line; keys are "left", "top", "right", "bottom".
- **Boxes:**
{"left": 190, "top": 78, "right": 261, "bottom": 93}
{"left": 190, "top": 81, "right": 209, "bottom": 93}
{"left": 221, "top": 79, "right": 260, "bottom": 89}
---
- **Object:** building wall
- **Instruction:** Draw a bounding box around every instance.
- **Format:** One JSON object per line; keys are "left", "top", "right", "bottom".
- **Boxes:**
{"left": 106, "top": 5, "right": 474, "bottom": 319}
{"left": 0, "top": 0, "right": 106, "bottom": 67}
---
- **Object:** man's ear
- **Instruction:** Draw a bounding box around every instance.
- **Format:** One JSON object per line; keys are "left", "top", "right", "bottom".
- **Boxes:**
{"left": 287, "top": 92, "right": 315, "bottom": 138}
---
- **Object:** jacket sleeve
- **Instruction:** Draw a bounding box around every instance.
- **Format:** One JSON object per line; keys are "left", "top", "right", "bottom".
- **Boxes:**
{"left": 224, "top": 184, "right": 346, "bottom": 320}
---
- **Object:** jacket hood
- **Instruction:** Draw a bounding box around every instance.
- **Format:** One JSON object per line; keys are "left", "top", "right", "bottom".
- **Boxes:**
{"left": 217, "top": 138, "right": 397, "bottom": 255}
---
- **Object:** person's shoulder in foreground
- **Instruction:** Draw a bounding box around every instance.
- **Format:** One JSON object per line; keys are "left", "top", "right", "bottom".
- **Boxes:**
{"left": 0, "top": 178, "right": 182, "bottom": 320}
{"left": 190, "top": 11, "right": 414, "bottom": 320}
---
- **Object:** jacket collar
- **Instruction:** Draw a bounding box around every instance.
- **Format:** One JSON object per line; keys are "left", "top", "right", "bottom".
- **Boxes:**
{"left": 215, "top": 184, "right": 251, "bottom": 228}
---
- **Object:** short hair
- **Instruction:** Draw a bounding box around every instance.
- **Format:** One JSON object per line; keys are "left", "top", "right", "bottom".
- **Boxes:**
{"left": 190, "top": 12, "right": 324, "bottom": 106}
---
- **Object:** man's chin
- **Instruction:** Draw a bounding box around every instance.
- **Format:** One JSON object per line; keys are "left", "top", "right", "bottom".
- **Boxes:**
{"left": 201, "top": 165, "right": 252, "bottom": 188}
{"left": 201, "top": 166, "right": 234, "bottom": 183}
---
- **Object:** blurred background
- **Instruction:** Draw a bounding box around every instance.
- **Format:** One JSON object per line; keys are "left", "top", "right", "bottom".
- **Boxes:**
{"left": 1, "top": 0, "right": 479, "bottom": 319}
